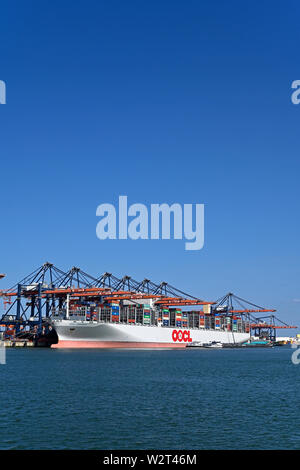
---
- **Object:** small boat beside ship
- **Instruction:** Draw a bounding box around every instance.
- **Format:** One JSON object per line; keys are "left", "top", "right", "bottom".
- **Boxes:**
{"left": 187, "top": 341, "right": 223, "bottom": 348}
{"left": 187, "top": 339, "right": 274, "bottom": 348}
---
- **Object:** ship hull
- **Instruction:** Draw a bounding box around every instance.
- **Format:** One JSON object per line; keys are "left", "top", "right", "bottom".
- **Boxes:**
{"left": 51, "top": 320, "right": 250, "bottom": 349}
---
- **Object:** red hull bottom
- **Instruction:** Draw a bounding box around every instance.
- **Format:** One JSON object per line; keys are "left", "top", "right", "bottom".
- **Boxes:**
{"left": 52, "top": 340, "right": 187, "bottom": 349}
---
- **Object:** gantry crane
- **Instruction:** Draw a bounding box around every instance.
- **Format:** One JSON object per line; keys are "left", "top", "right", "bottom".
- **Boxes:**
{"left": 213, "top": 292, "right": 297, "bottom": 341}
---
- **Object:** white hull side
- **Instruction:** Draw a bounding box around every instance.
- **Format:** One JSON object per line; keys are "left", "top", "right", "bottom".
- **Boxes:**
{"left": 51, "top": 320, "right": 250, "bottom": 348}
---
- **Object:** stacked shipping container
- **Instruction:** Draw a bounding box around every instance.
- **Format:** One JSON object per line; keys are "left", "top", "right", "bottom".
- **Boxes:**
{"left": 65, "top": 303, "right": 249, "bottom": 334}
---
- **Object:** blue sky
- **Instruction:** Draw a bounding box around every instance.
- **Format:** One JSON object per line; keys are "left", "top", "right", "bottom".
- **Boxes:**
{"left": 0, "top": 1, "right": 299, "bottom": 329}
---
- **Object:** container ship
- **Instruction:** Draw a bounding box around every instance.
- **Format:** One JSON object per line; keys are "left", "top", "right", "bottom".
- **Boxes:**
{"left": 2, "top": 263, "right": 293, "bottom": 349}
{"left": 50, "top": 299, "right": 250, "bottom": 348}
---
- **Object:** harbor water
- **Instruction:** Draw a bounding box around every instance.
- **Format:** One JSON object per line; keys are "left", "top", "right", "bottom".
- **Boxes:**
{"left": 0, "top": 347, "right": 299, "bottom": 449}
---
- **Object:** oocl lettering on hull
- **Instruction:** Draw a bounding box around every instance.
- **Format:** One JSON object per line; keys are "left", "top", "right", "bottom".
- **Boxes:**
{"left": 172, "top": 330, "right": 192, "bottom": 343}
